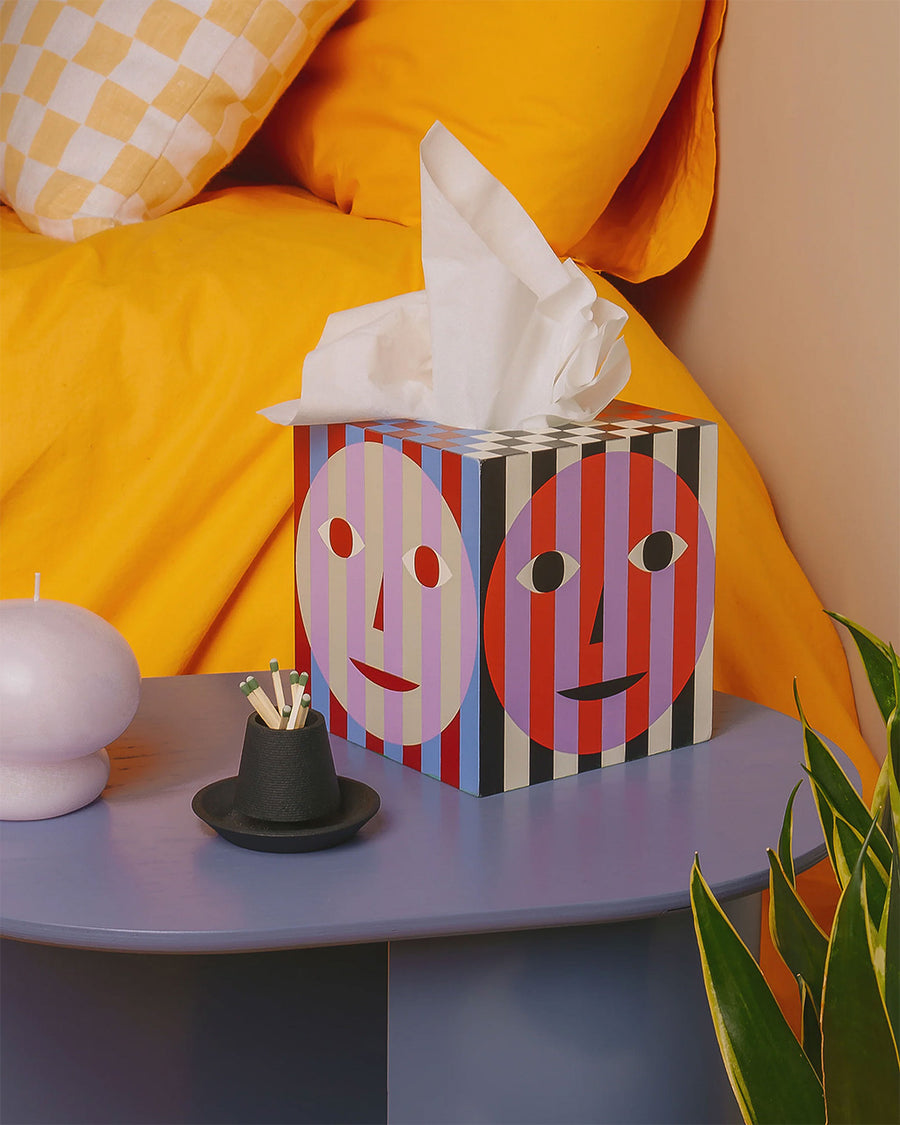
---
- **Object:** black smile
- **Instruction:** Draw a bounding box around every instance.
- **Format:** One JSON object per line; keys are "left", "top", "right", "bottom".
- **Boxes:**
{"left": 558, "top": 671, "right": 647, "bottom": 701}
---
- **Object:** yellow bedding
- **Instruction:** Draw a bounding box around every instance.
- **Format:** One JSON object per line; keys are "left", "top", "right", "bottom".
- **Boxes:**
{"left": 0, "top": 183, "right": 877, "bottom": 801}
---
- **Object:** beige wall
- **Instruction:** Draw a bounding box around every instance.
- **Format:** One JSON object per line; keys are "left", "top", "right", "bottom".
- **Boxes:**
{"left": 623, "top": 0, "right": 900, "bottom": 758}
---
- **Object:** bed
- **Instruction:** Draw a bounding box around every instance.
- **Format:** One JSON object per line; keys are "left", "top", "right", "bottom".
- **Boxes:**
{"left": 0, "top": 1, "right": 877, "bottom": 824}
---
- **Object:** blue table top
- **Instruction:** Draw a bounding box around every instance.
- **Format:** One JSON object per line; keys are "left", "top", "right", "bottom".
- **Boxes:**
{"left": 0, "top": 674, "right": 842, "bottom": 954}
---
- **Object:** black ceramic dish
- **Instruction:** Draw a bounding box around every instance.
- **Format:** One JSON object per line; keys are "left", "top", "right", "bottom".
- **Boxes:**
{"left": 192, "top": 775, "right": 381, "bottom": 853}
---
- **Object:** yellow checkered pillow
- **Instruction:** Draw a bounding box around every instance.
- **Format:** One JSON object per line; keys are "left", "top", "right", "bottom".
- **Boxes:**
{"left": 0, "top": 0, "right": 352, "bottom": 240}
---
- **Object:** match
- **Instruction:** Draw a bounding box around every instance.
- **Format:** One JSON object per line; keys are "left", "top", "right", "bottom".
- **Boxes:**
{"left": 244, "top": 676, "right": 282, "bottom": 729}
{"left": 240, "top": 680, "right": 280, "bottom": 729}
{"left": 289, "top": 670, "right": 309, "bottom": 708}
{"left": 270, "top": 659, "right": 285, "bottom": 713}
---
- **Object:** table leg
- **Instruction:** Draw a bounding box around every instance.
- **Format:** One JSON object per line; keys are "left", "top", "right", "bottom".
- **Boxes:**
{"left": 1, "top": 938, "right": 388, "bottom": 1125}
{"left": 387, "top": 897, "right": 759, "bottom": 1124}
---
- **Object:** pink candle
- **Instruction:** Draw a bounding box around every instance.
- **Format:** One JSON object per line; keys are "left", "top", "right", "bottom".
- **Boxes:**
{"left": 0, "top": 581, "right": 141, "bottom": 819}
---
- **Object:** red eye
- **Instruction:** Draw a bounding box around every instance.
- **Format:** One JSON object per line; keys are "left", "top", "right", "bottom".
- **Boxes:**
{"left": 414, "top": 545, "right": 440, "bottom": 588}
{"left": 329, "top": 518, "right": 354, "bottom": 558}
{"left": 402, "top": 545, "right": 451, "bottom": 588}
{"left": 317, "top": 517, "right": 363, "bottom": 558}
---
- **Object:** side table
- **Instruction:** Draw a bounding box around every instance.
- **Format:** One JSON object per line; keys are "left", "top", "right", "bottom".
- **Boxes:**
{"left": 1, "top": 674, "right": 844, "bottom": 1124}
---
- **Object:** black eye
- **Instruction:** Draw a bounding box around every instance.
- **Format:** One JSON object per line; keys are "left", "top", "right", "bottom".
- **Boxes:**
{"left": 628, "top": 531, "right": 687, "bottom": 573}
{"left": 516, "top": 550, "right": 579, "bottom": 592}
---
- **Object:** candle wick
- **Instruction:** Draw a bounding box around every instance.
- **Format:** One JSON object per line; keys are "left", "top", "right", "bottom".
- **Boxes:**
{"left": 33, "top": 572, "right": 40, "bottom": 601}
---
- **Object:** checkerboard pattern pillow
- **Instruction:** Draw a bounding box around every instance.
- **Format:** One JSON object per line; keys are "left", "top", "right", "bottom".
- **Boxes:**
{"left": 0, "top": 0, "right": 352, "bottom": 240}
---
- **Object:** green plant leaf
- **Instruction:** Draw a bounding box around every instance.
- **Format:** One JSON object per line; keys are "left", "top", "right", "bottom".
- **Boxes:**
{"left": 885, "top": 853, "right": 900, "bottom": 1048}
{"left": 767, "top": 849, "right": 828, "bottom": 1007}
{"left": 871, "top": 752, "right": 891, "bottom": 819}
{"left": 821, "top": 822, "right": 900, "bottom": 1124}
{"left": 690, "top": 858, "right": 825, "bottom": 1124}
{"left": 831, "top": 810, "right": 889, "bottom": 928}
{"left": 887, "top": 648, "right": 900, "bottom": 849}
{"left": 777, "top": 780, "right": 802, "bottom": 886}
{"left": 873, "top": 865, "right": 889, "bottom": 997}
{"left": 807, "top": 772, "right": 842, "bottom": 885}
{"left": 797, "top": 975, "right": 822, "bottom": 1081}
{"left": 882, "top": 647, "right": 900, "bottom": 1051}
{"left": 796, "top": 682, "right": 892, "bottom": 873}
{"left": 827, "top": 612, "right": 897, "bottom": 722}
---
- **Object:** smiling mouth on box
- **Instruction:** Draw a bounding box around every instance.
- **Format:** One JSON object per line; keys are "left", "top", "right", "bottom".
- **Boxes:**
{"left": 350, "top": 658, "right": 419, "bottom": 693}
{"left": 557, "top": 671, "right": 646, "bottom": 701}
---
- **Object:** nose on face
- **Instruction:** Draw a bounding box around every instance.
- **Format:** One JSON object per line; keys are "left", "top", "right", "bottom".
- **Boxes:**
{"left": 590, "top": 588, "right": 604, "bottom": 645}
{"left": 372, "top": 578, "right": 385, "bottom": 632}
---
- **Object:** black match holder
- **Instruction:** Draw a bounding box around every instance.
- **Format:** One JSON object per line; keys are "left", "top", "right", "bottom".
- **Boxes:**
{"left": 192, "top": 709, "right": 380, "bottom": 853}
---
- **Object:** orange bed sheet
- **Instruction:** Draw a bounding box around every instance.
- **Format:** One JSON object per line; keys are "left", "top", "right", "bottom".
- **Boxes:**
{"left": 0, "top": 184, "right": 877, "bottom": 804}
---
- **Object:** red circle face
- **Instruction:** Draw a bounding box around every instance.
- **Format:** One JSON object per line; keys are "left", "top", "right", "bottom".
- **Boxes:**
{"left": 483, "top": 451, "right": 714, "bottom": 754}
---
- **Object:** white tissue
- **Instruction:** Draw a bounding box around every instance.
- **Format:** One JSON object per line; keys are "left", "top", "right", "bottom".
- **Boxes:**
{"left": 262, "top": 122, "right": 630, "bottom": 432}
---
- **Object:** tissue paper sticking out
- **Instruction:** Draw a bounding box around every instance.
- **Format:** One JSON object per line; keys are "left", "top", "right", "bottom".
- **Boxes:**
{"left": 261, "top": 122, "right": 630, "bottom": 432}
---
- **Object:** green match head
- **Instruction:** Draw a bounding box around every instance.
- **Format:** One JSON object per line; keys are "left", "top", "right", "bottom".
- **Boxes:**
{"left": 282, "top": 705, "right": 292, "bottom": 717}
{"left": 239, "top": 681, "right": 252, "bottom": 696}
{"left": 299, "top": 672, "right": 309, "bottom": 687}
{"left": 246, "top": 676, "right": 259, "bottom": 691}
{"left": 289, "top": 670, "right": 300, "bottom": 684}
{"left": 270, "top": 659, "right": 280, "bottom": 672}
{"left": 301, "top": 693, "right": 311, "bottom": 706}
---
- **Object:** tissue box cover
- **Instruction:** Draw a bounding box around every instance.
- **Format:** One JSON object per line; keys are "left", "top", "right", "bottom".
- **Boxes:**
{"left": 293, "top": 401, "right": 716, "bottom": 796}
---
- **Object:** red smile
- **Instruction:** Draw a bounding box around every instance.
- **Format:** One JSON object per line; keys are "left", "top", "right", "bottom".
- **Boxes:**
{"left": 350, "top": 658, "right": 419, "bottom": 692}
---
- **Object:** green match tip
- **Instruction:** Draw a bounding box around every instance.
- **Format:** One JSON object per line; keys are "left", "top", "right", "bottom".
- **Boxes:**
{"left": 282, "top": 705, "right": 292, "bottom": 717}
{"left": 270, "top": 659, "right": 279, "bottom": 671}
{"left": 289, "top": 670, "right": 300, "bottom": 684}
{"left": 299, "top": 672, "right": 309, "bottom": 685}
{"left": 246, "top": 676, "right": 259, "bottom": 691}
{"left": 301, "top": 693, "right": 311, "bottom": 706}
{"left": 240, "top": 682, "right": 252, "bottom": 696}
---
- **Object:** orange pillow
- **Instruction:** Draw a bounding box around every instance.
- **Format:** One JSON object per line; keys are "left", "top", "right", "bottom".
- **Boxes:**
{"left": 573, "top": 0, "right": 726, "bottom": 282}
{"left": 254, "top": 0, "right": 706, "bottom": 257}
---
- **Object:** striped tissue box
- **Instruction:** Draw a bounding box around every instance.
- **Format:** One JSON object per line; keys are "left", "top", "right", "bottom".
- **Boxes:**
{"left": 292, "top": 401, "right": 717, "bottom": 796}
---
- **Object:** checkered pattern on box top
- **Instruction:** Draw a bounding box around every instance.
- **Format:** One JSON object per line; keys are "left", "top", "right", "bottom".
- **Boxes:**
{"left": 0, "top": 0, "right": 350, "bottom": 241}
{"left": 355, "top": 400, "right": 711, "bottom": 459}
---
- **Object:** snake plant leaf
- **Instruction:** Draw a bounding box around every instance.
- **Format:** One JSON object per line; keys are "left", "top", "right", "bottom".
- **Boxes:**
{"left": 885, "top": 851, "right": 900, "bottom": 1047}
{"left": 767, "top": 849, "right": 828, "bottom": 1008}
{"left": 826, "top": 612, "right": 896, "bottom": 721}
{"left": 798, "top": 975, "right": 823, "bottom": 1081}
{"left": 777, "top": 780, "right": 802, "bottom": 886}
{"left": 871, "top": 751, "right": 891, "bottom": 819}
{"left": 887, "top": 649, "right": 900, "bottom": 848}
{"left": 882, "top": 650, "right": 900, "bottom": 1049}
{"left": 831, "top": 810, "right": 889, "bottom": 928}
{"left": 873, "top": 862, "right": 890, "bottom": 997}
{"left": 821, "top": 823, "right": 900, "bottom": 1125}
{"left": 805, "top": 769, "right": 841, "bottom": 885}
{"left": 690, "top": 858, "right": 825, "bottom": 1125}
{"left": 795, "top": 683, "right": 892, "bottom": 873}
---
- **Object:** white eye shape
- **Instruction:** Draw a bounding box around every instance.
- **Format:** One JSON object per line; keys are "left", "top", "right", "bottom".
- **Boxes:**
{"left": 402, "top": 544, "right": 452, "bottom": 588}
{"left": 318, "top": 517, "right": 364, "bottom": 559}
{"left": 628, "top": 531, "right": 688, "bottom": 573}
{"left": 516, "top": 550, "right": 580, "bottom": 593}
